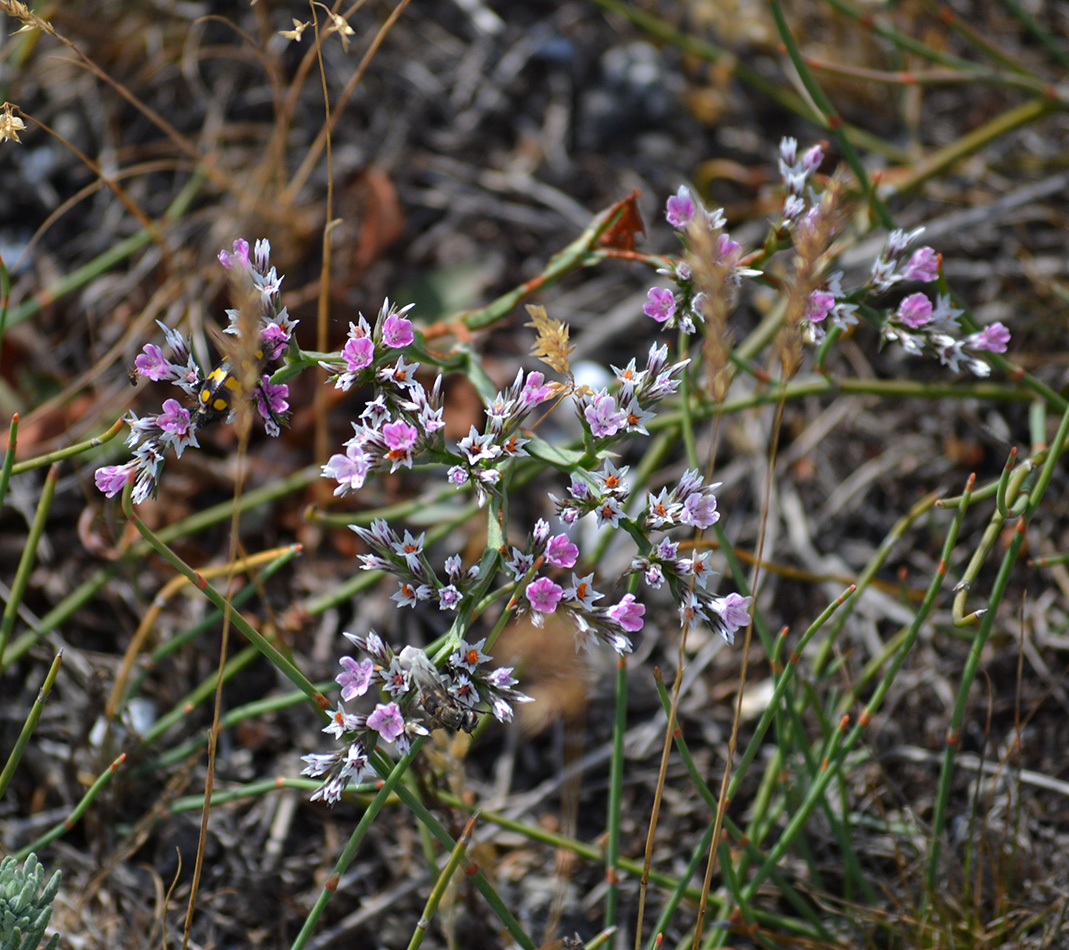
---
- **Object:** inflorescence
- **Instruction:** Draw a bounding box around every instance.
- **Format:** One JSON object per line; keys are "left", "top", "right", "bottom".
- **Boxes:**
{"left": 644, "top": 137, "right": 1010, "bottom": 375}
{"left": 301, "top": 633, "right": 531, "bottom": 803}
{"left": 95, "top": 139, "right": 1013, "bottom": 807}
{"left": 95, "top": 239, "right": 297, "bottom": 503}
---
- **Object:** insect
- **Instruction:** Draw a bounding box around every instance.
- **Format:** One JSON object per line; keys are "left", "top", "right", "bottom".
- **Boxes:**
{"left": 192, "top": 342, "right": 283, "bottom": 431}
{"left": 404, "top": 648, "right": 481, "bottom": 733}
{"left": 418, "top": 676, "right": 480, "bottom": 734}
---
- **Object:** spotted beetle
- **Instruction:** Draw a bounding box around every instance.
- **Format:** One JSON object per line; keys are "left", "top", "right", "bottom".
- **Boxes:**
{"left": 193, "top": 343, "right": 283, "bottom": 431}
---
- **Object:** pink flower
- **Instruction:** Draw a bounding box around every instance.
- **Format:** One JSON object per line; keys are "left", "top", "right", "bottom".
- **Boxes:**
{"left": 967, "top": 322, "right": 1010, "bottom": 354}
{"left": 367, "top": 702, "right": 405, "bottom": 742}
{"left": 805, "top": 289, "right": 835, "bottom": 323}
{"left": 322, "top": 444, "right": 369, "bottom": 495}
{"left": 256, "top": 379, "right": 289, "bottom": 420}
{"left": 545, "top": 534, "right": 579, "bottom": 569}
{"left": 665, "top": 186, "right": 696, "bottom": 227}
{"left": 218, "top": 239, "right": 250, "bottom": 269}
{"left": 382, "top": 419, "right": 418, "bottom": 451}
{"left": 337, "top": 656, "right": 375, "bottom": 702}
{"left": 134, "top": 344, "right": 170, "bottom": 381}
{"left": 343, "top": 334, "right": 374, "bottom": 372}
{"left": 157, "top": 399, "right": 192, "bottom": 437}
{"left": 903, "top": 247, "right": 938, "bottom": 282}
{"left": 607, "top": 593, "right": 645, "bottom": 633}
{"left": 526, "top": 576, "right": 563, "bottom": 614}
{"left": 643, "top": 287, "right": 676, "bottom": 324}
{"left": 382, "top": 313, "right": 414, "bottom": 348}
{"left": 95, "top": 462, "right": 136, "bottom": 498}
{"left": 261, "top": 323, "right": 290, "bottom": 361}
{"left": 521, "top": 371, "right": 553, "bottom": 406}
{"left": 897, "top": 292, "right": 933, "bottom": 329}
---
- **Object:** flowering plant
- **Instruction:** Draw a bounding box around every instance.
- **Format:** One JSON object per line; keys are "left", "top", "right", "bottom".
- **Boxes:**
{"left": 94, "top": 239, "right": 297, "bottom": 503}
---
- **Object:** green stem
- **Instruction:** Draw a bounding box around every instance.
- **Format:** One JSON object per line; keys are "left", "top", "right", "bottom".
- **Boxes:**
{"left": 123, "top": 485, "right": 320, "bottom": 706}
{"left": 604, "top": 654, "right": 627, "bottom": 930}
{"left": 0, "top": 651, "right": 62, "bottom": 799}
{"left": 926, "top": 400, "right": 1069, "bottom": 897}
{"left": 0, "top": 412, "right": 17, "bottom": 511}
{"left": 0, "top": 464, "right": 58, "bottom": 669}
{"left": 5, "top": 172, "right": 204, "bottom": 330}
{"left": 15, "top": 749, "right": 126, "bottom": 859}
{"left": 10, "top": 417, "right": 126, "bottom": 475}
{"left": 766, "top": 0, "right": 892, "bottom": 229}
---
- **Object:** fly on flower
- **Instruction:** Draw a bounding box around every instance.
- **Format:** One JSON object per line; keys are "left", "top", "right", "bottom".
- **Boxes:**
{"left": 417, "top": 675, "right": 481, "bottom": 733}
{"left": 405, "top": 647, "right": 480, "bottom": 733}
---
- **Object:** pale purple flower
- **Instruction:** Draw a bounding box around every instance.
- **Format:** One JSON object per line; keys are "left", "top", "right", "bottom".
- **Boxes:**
{"left": 521, "top": 370, "right": 554, "bottom": 406}
{"left": 716, "top": 592, "right": 753, "bottom": 631}
{"left": 681, "top": 491, "right": 720, "bottom": 529}
{"left": 897, "top": 293, "right": 933, "bottom": 329}
{"left": 805, "top": 289, "right": 835, "bottom": 324}
{"left": 337, "top": 656, "right": 375, "bottom": 702}
{"left": 665, "top": 185, "right": 696, "bottom": 227}
{"left": 218, "top": 238, "right": 250, "bottom": 269}
{"left": 367, "top": 702, "right": 405, "bottom": 742}
{"left": 95, "top": 462, "right": 136, "bottom": 498}
{"left": 903, "top": 247, "right": 938, "bottom": 282}
{"left": 643, "top": 287, "right": 676, "bottom": 323}
{"left": 584, "top": 392, "right": 628, "bottom": 438}
{"left": 568, "top": 477, "right": 590, "bottom": 501}
{"left": 607, "top": 593, "right": 645, "bottom": 633}
{"left": 447, "top": 465, "right": 469, "bottom": 487}
{"left": 438, "top": 585, "right": 462, "bottom": 610}
{"left": 655, "top": 538, "right": 679, "bottom": 560}
{"left": 967, "top": 322, "right": 1010, "bottom": 354}
{"left": 526, "top": 577, "right": 563, "bottom": 614}
{"left": 486, "top": 666, "right": 518, "bottom": 690}
{"left": 322, "top": 444, "right": 369, "bottom": 495}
